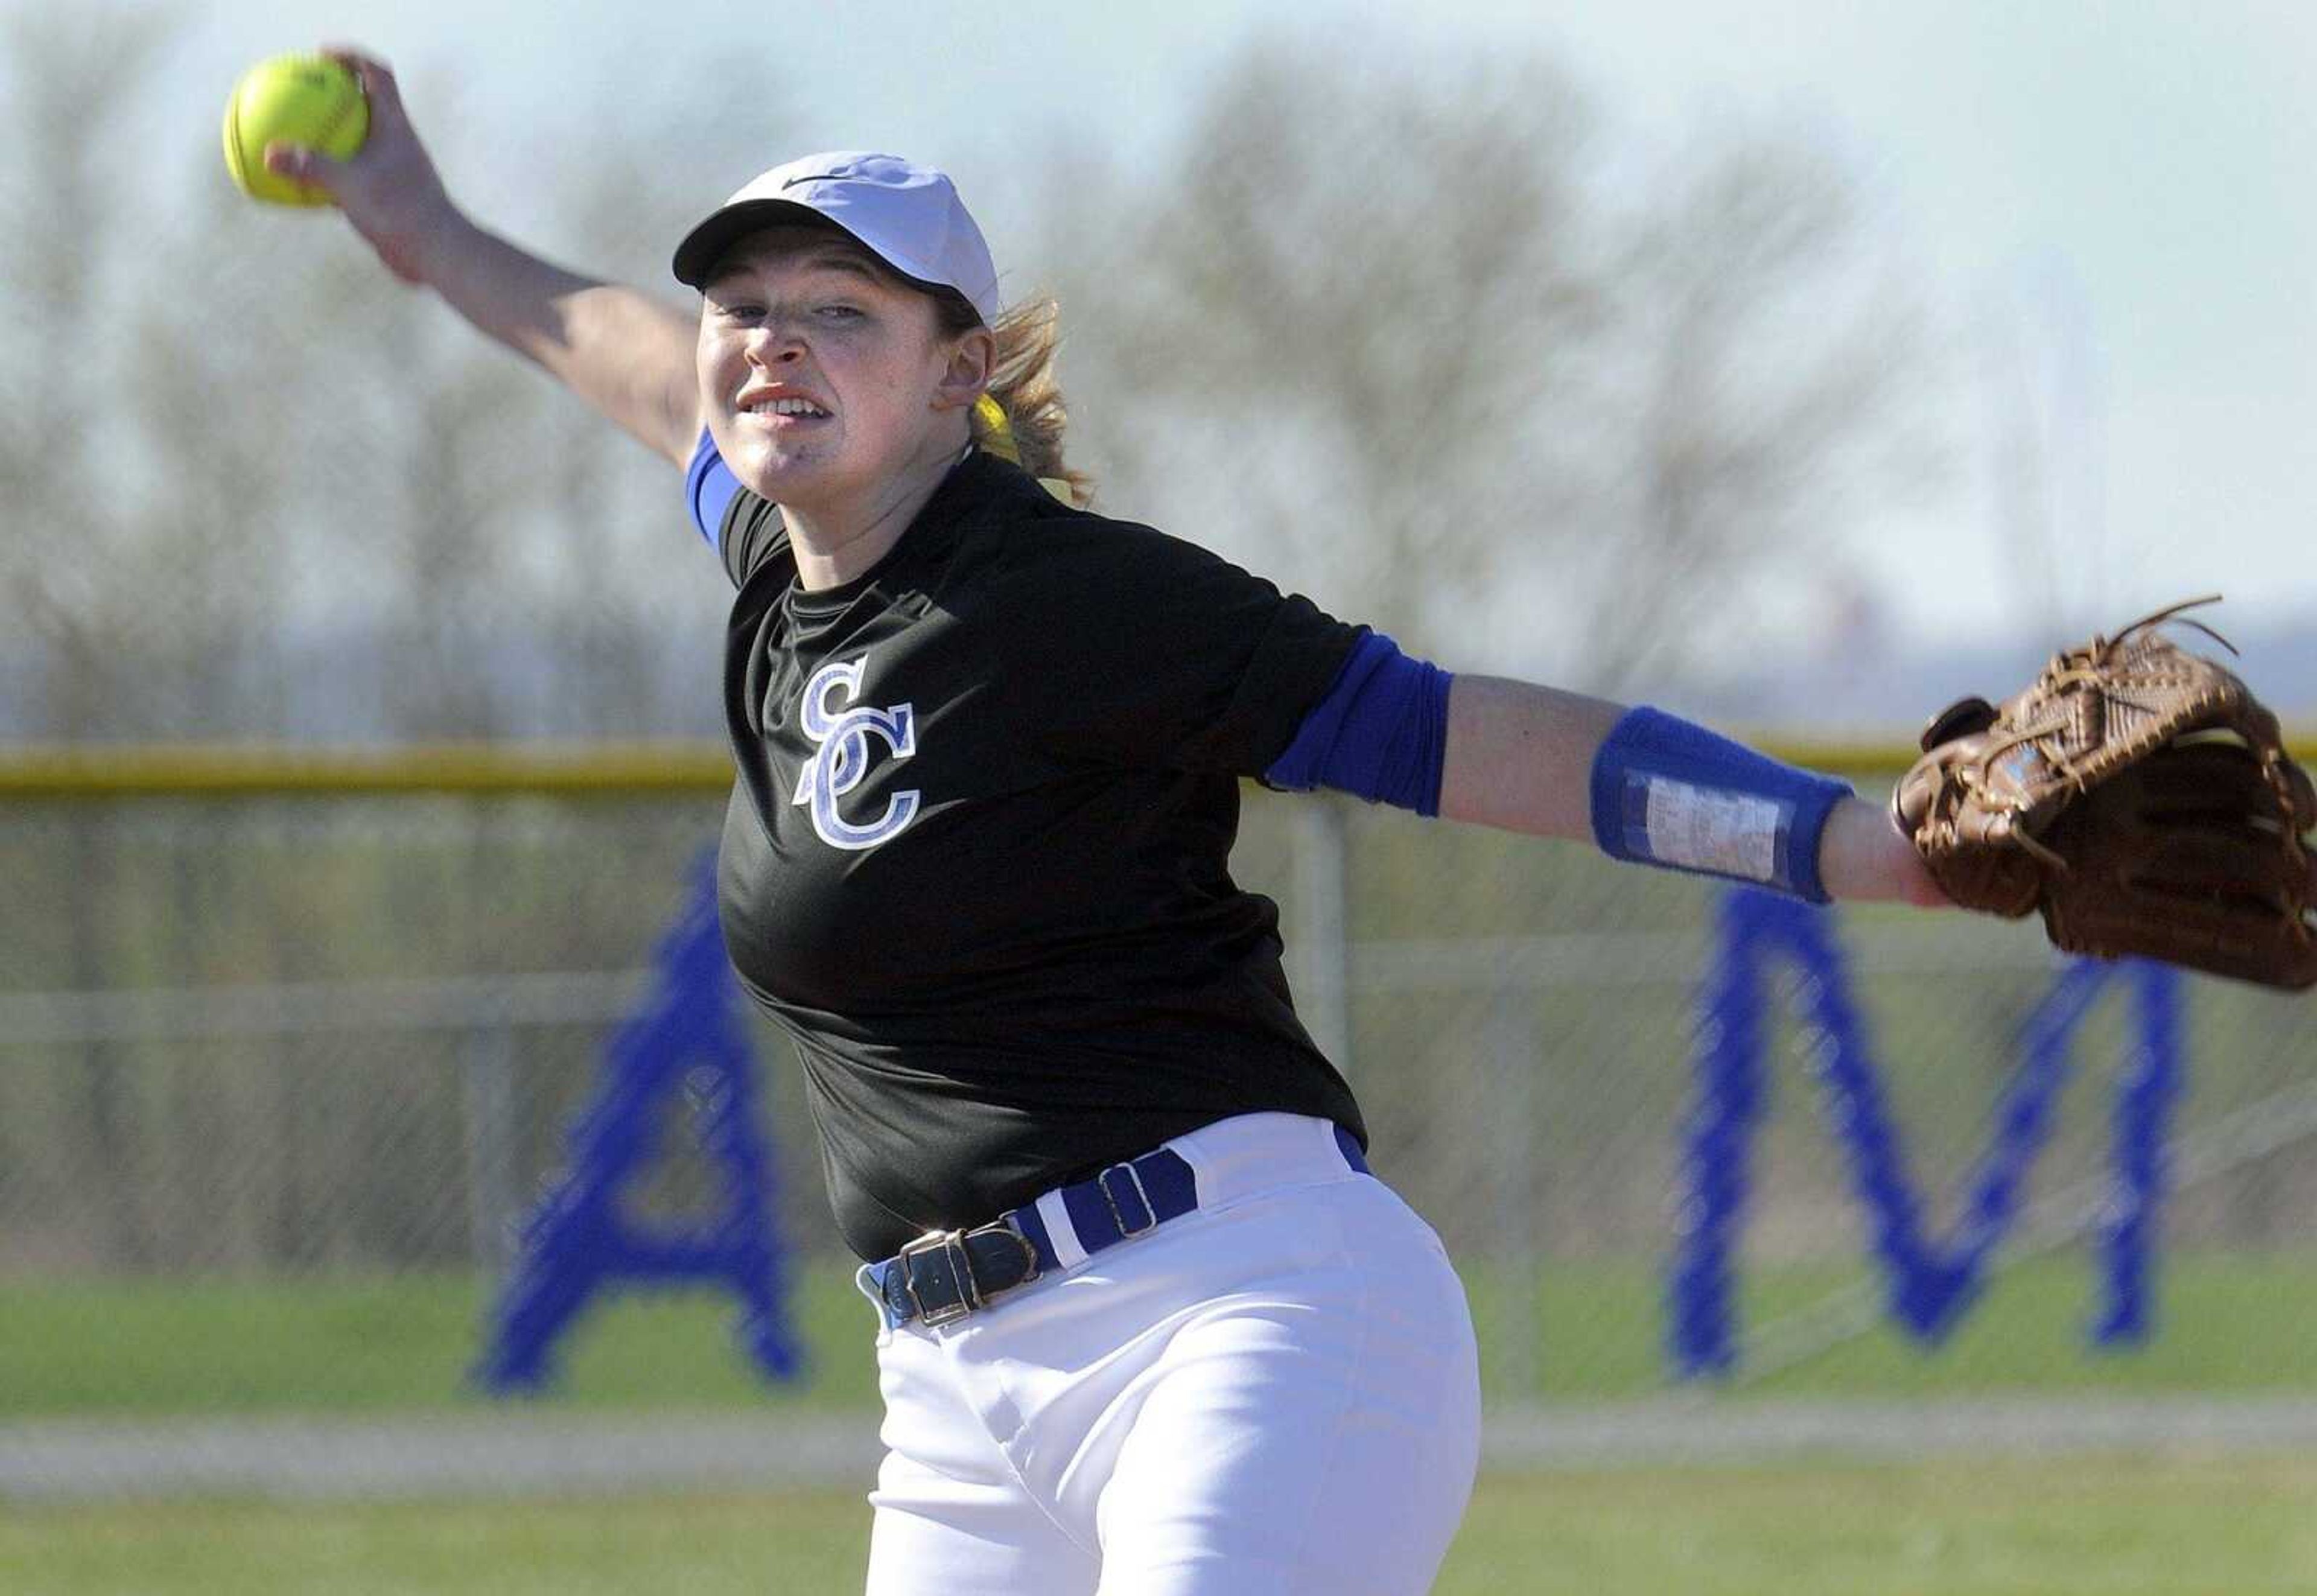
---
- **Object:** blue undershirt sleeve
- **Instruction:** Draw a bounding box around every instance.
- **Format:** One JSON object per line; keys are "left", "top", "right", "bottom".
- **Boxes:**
{"left": 1263, "top": 632, "right": 1454, "bottom": 818}
{"left": 685, "top": 429, "right": 740, "bottom": 553}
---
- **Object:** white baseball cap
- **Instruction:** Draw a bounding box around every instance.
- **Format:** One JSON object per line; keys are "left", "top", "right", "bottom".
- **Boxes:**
{"left": 670, "top": 151, "right": 1001, "bottom": 325}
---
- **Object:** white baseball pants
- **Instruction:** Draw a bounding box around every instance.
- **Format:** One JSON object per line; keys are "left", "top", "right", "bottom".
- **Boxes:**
{"left": 856, "top": 1112, "right": 1483, "bottom": 1595}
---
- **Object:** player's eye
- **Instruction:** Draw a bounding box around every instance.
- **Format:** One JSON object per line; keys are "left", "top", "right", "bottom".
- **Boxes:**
{"left": 818, "top": 303, "right": 866, "bottom": 322}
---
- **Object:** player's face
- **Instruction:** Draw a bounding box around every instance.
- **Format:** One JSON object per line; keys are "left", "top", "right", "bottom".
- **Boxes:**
{"left": 696, "top": 227, "right": 974, "bottom": 511}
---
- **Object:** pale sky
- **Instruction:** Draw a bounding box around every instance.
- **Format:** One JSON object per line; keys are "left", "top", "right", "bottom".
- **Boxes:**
{"left": 110, "top": 2, "right": 2317, "bottom": 647}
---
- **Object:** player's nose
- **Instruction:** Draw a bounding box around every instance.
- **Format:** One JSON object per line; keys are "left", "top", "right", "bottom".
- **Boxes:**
{"left": 742, "top": 326, "right": 808, "bottom": 368}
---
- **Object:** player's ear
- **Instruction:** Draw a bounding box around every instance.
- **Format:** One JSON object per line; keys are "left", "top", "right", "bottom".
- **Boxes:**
{"left": 931, "top": 325, "right": 997, "bottom": 413}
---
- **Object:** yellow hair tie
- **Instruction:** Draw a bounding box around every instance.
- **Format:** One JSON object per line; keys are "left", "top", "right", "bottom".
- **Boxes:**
{"left": 973, "top": 394, "right": 1020, "bottom": 465}
{"left": 974, "top": 393, "right": 1075, "bottom": 503}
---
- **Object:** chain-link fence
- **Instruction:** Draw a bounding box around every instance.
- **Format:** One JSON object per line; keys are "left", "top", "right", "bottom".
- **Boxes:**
{"left": 5, "top": 764, "right": 2317, "bottom": 1499}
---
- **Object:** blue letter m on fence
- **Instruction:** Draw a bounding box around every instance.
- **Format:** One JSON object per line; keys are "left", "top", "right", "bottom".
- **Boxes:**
{"left": 1668, "top": 888, "right": 2183, "bottom": 1379}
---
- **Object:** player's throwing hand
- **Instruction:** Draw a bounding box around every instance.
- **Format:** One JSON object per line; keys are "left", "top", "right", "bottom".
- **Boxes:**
{"left": 262, "top": 48, "right": 457, "bottom": 285}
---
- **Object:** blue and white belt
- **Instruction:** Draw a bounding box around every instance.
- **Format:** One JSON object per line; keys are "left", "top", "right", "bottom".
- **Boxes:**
{"left": 866, "top": 1125, "right": 1370, "bottom": 1329}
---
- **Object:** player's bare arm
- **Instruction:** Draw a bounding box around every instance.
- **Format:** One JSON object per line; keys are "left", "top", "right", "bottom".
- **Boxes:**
{"left": 269, "top": 47, "right": 701, "bottom": 470}
{"left": 1436, "top": 673, "right": 1623, "bottom": 839}
{"left": 1438, "top": 673, "right": 1945, "bottom": 907}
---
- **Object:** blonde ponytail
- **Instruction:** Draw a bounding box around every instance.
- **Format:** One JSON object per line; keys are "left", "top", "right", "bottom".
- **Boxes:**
{"left": 942, "top": 293, "right": 1094, "bottom": 507}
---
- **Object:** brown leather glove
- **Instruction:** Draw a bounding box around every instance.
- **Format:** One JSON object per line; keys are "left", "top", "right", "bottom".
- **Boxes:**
{"left": 1893, "top": 597, "right": 2317, "bottom": 990}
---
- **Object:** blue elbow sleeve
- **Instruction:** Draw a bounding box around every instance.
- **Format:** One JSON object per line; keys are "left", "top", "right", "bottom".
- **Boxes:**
{"left": 1265, "top": 632, "right": 1452, "bottom": 817}
{"left": 685, "top": 429, "right": 740, "bottom": 552}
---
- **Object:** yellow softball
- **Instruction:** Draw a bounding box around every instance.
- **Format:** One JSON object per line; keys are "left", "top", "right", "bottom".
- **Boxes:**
{"left": 221, "top": 53, "right": 369, "bottom": 207}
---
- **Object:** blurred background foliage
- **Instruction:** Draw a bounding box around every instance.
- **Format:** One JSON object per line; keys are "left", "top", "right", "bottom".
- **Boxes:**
{"left": 0, "top": 8, "right": 1954, "bottom": 745}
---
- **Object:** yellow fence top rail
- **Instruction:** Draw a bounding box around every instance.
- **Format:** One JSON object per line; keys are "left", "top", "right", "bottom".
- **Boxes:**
{"left": 1, "top": 733, "right": 2312, "bottom": 798}
{"left": 0, "top": 742, "right": 737, "bottom": 798}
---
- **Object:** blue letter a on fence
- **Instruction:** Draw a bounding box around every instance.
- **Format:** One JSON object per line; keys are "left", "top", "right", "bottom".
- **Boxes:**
{"left": 475, "top": 853, "right": 801, "bottom": 1393}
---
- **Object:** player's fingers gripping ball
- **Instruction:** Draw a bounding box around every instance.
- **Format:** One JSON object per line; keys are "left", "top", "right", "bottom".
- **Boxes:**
{"left": 221, "top": 53, "right": 369, "bottom": 207}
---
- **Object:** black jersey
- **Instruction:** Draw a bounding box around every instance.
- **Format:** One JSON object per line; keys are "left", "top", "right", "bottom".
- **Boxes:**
{"left": 713, "top": 448, "right": 1370, "bottom": 1260}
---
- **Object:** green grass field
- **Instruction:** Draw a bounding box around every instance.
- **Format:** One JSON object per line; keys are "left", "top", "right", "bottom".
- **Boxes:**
{"left": 8, "top": 1250, "right": 2317, "bottom": 1419}
{"left": 10, "top": 1256, "right": 2317, "bottom": 1592}
{"left": 5, "top": 1457, "right": 2316, "bottom": 1595}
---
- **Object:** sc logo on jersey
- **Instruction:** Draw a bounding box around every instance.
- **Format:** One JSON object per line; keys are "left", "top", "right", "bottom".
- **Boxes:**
{"left": 790, "top": 658, "right": 920, "bottom": 851}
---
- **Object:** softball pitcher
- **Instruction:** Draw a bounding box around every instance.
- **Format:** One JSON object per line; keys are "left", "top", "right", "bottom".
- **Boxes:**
{"left": 274, "top": 48, "right": 1948, "bottom": 1594}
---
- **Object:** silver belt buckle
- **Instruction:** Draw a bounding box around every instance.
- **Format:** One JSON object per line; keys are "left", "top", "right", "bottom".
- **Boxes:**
{"left": 897, "top": 1229, "right": 977, "bottom": 1327}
